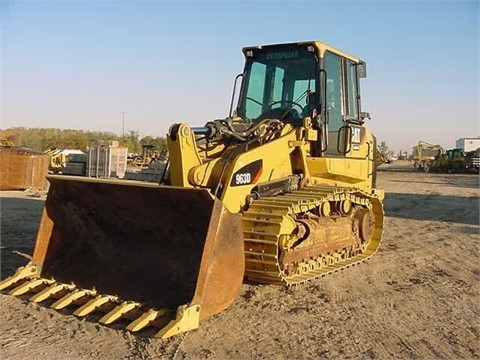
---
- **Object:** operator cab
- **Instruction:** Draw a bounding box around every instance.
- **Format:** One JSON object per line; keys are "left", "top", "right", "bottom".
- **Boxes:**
{"left": 236, "top": 41, "right": 367, "bottom": 157}
{"left": 237, "top": 44, "right": 317, "bottom": 125}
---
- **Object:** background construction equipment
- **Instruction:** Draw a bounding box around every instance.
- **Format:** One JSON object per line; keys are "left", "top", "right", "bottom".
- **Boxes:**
{"left": 412, "top": 140, "right": 444, "bottom": 172}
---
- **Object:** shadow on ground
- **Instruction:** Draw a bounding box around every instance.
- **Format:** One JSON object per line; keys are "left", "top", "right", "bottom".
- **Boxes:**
{"left": 1, "top": 197, "right": 45, "bottom": 278}
{"left": 389, "top": 174, "right": 480, "bottom": 190}
{"left": 384, "top": 192, "right": 479, "bottom": 225}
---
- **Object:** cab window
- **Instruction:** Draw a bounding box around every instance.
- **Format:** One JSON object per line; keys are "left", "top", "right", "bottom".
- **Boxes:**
{"left": 324, "top": 51, "right": 343, "bottom": 132}
{"left": 244, "top": 62, "right": 267, "bottom": 119}
{"left": 345, "top": 60, "right": 358, "bottom": 120}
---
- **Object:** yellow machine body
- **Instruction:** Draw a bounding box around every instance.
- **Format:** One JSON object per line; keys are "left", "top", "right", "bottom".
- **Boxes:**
{"left": 412, "top": 140, "right": 445, "bottom": 171}
{"left": 45, "top": 148, "right": 68, "bottom": 173}
{"left": 1, "top": 40, "right": 384, "bottom": 338}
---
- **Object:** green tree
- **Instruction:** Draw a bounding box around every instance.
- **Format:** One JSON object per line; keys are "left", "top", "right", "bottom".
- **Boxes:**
{"left": 0, "top": 127, "right": 168, "bottom": 155}
{"left": 378, "top": 141, "right": 389, "bottom": 157}
{"left": 120, "top": 130, "right": 142, "bottom": 154}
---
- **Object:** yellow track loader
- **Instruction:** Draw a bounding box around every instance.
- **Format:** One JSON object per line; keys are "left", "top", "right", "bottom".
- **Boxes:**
{"left": 0, "top": 41, "right": 384, "bottom": 338}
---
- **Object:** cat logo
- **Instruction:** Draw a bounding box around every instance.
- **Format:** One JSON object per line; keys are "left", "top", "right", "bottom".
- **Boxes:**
{"left": 351, "top": 126, "right": 364, "bottom": 144}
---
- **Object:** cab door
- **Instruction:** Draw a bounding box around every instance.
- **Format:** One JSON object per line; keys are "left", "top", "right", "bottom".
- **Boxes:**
{"left": 323, "top": 51, "right": 360, "bottom": 156}
{"left": 324, "top": 51, "right": 345, "bottom": 155}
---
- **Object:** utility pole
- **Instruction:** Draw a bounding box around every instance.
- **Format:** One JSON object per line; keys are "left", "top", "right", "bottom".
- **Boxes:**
{"left": 121, "top": 111, "right": 126, "bottom": 137}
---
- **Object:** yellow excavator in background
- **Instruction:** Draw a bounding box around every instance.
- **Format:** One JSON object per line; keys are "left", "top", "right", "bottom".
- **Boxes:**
{"left": 45, "top": 148, "right": 68, "bottom": 173}
{"left": 45, "top": 148, "right": 86, "bottom": 174}
{"left": 0, "top": 41, "right": 384, "bottom": 338}
{"left": 412, "top": 140, "right": 444, "bottom": 172}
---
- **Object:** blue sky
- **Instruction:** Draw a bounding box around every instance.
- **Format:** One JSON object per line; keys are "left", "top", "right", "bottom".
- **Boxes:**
{"left": 1, "top": 0, "right": 478, "bottom": 153}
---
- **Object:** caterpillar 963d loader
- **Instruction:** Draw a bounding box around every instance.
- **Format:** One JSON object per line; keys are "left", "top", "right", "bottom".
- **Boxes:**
{"left": 0, "top": 41, "right": 384, "bottom": 338}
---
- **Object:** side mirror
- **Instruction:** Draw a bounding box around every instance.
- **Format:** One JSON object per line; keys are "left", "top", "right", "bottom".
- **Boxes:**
{"left": 229, "top": 73, "right": 243, "bottom": 118}
{"left": 360, "top": 112, "right": 371, "bottom": 120}
{"left": 357, "top": 61, "right": 367, "bottom": 78}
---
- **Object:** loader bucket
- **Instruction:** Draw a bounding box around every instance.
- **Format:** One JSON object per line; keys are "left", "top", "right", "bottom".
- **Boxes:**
{"left": 1, "top": 175, "right": 245, "bottom": 338}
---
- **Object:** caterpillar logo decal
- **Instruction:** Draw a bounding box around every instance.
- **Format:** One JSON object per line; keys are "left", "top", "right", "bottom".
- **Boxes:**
{"left": 351, "top": 125, "right": 365, "bottom": 145}
{"left": 230, "top": 159, "right": 263, "bottom": 186}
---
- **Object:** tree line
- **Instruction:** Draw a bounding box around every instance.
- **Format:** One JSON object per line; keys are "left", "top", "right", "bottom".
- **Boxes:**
{"left": 1, "top": 127, "right": 411, "bottom": 161}
{"left": 0, "top": 127, "right": 168, "bottom": 155}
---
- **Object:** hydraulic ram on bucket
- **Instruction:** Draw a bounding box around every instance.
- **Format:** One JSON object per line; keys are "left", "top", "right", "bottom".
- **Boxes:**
{"left": 0, "top": 175, "right": 245, "bottom": 338}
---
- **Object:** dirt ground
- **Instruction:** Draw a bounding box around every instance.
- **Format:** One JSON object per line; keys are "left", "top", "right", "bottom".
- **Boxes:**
{"left": 1, "top": 161, "right": 479, "bottom": 359}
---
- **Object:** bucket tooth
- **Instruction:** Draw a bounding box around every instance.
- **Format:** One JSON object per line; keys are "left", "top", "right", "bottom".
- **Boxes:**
{"left": 99, "top": 301, "right": 141, "bottom": 325}
{"left": 9, "top": 278, "right": 55, "bottom": 296}
{"left": 30, "top": 283, "right": 76, "bottom": 303}
{"left": 74, "top": 295, "right": 119, "bottom": 317}
{"left": 51, "top": 288, "right": 97, "bottom": 310}
{"left": 126, "top": 308, "right": 167, "bottom": 332}
{"left": 0, "top": 265, "right": 39, "bottom": 291}
{"left": 155, "top": 304, "right": 201, "bottom": 339}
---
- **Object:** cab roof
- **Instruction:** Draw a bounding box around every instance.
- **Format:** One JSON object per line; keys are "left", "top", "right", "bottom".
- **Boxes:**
{"left": 242, "top": 40, "right": 362, "bottom": 63}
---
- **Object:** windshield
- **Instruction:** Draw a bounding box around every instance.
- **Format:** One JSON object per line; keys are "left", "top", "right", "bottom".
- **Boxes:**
{"left": 237, "top": 46, "right": 318, "bottom": 123}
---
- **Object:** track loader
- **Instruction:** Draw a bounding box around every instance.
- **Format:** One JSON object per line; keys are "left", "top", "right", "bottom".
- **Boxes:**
{"left": 0, "top": 41, "right": 384, "bottom": 338}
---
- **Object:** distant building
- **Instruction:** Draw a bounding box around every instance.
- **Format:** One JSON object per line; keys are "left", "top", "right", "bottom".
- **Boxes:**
{"left": 455, "top": 137, "right": 480, "bottom": 152}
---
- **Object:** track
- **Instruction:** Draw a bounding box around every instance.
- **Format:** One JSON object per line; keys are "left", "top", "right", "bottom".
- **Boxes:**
{"left": 243, "top": 186, "right": 384, "bottom": 285}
